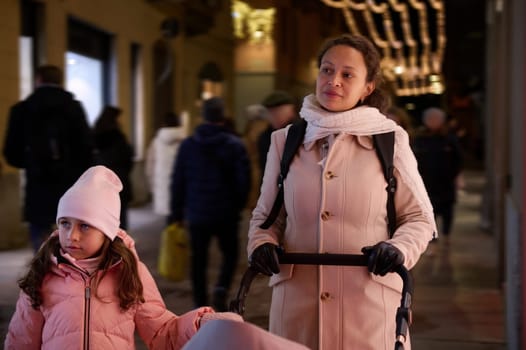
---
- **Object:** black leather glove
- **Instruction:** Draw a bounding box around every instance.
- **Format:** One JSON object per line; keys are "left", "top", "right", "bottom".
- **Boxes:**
{"left": 248, "top": 243, "right": 280, "bottom": 276}
{"left": 361, "top": 242, "right": 404, "bottom": 276}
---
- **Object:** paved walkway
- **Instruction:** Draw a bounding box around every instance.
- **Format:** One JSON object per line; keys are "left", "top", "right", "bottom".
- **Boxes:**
{"left": 0, "top": 170, "right": 506, "bottom": 349}
{"left": 410, "top": 171, "right": 505, "bottom": 349}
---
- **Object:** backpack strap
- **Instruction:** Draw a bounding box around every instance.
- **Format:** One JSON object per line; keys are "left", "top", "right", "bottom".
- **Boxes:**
{"left": 259, "top": 123, "right": 397, "bottom": 238}
{"left": 373, "top": 132, "right": 397, "bottom": 238}
{"left": 260, "top": 119, "right": 307, "bottom": 229}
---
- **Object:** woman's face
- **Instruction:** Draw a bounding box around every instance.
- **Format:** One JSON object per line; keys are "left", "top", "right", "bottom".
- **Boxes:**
{"left": 58, "top": 217, "right": 107, "bottom": 260}
{"left": 316, "top": 45, "right": 375, "bottom": 112}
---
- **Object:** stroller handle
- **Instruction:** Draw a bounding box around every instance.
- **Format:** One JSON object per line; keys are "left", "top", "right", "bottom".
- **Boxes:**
{"left": 276, "top": 251, "right": 368, "bottom": 266}
{"left": 229, "top": 249, "right": 413, "bottom": 350}
{"left": 275, "top": 251, "right": 413, "bottom": 308}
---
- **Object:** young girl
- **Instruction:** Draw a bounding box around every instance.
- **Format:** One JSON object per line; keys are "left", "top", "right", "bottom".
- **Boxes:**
{"left": 5, "top": 165, "right": 241, "bottom": 349}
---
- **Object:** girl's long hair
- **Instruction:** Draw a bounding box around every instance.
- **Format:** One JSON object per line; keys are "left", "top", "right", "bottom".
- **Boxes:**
{"left": 18, "top": 235, "right": 144, "bottom": 310}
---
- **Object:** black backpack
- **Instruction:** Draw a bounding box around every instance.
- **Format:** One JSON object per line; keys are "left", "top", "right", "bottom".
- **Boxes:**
{"left": 260, "top": 119, "right": 397, "bottom": 238}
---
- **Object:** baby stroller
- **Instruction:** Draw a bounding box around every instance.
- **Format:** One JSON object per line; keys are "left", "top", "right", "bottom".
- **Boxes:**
{"left": 229, "top": 248, "right": 414, "bottom": 350}
{"left": 182, "top": 318, "right": 310, "bottom": 350}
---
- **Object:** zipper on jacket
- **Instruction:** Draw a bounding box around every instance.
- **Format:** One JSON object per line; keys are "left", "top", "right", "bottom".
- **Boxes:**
{"left": 84, "top": 283, "right": 91, "bottom": 350}
{"left": 57, "top": 261, "right": 99, "bottom": 350}
{"left": 60, "top": 261, "right": 118, "bottom": 350}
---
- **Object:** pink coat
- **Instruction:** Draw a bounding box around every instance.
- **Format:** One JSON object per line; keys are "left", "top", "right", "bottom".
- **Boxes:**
{"left": 5, "top": 232, "right": 212, "bottom": 350}
{"left": 248, "top": 127, "right": 434, "bottom": 350}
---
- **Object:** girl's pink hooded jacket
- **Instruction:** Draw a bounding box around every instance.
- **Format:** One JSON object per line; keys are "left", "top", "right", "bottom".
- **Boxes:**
{"left": 5, "top": 231, "right": 212, "bottom": 350}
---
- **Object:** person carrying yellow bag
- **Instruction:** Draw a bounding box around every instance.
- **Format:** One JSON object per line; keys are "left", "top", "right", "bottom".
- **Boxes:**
{"left": 158, "top": 222, "right": 189, "bottom": 282}
{"left": 169, "top": 97, "right": 251, "bottom": 311}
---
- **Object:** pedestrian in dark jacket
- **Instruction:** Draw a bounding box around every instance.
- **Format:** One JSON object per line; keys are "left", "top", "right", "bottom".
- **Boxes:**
{"left": 2, "top": 65, "right": 94, "bottom": 252}
{"left": 257, "top": 90, "right": 298, "bottom": 175}
{"left": 170, "top": 97, "right": 251, "bottom": 311}
{"left": 93, "top": 105, "right": 134, "bottom": 229}
{"left": 413, "top": 107, "right": 464, "bottom": 245}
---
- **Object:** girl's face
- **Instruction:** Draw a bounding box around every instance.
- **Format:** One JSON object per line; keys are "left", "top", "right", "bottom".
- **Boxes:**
{"left": 316, "top": 45, "right": 375, "bottom": 112}
{"left": 58, "top": 217, "right": 107, "bottom": 260}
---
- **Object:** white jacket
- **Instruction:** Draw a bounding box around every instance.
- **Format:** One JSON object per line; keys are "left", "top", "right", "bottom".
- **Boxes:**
{"left": 146, "top": 125, "right": 187, "bottom": 215}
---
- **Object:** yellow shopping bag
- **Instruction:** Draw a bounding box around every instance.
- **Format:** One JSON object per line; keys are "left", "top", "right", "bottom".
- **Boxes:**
{"left": 158, "top": 223, "right": 189, "bottom": 282}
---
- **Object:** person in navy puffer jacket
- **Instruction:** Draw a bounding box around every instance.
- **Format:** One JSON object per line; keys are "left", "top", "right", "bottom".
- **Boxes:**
{"left": 169, "top": 97, "right": 251, "bottom": 311}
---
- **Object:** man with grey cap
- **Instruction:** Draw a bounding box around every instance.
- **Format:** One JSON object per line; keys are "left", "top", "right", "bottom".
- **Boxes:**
{"left": 257, "top": 90, "right": 298, "bottom": 174}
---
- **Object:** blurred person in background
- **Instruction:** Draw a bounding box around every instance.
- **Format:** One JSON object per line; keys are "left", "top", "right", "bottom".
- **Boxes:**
{"left": 146, "top": 111, "right": 189, "bottom": 217}
{"left": 169, "top": 97, "right": 251, "bottom": 311}
{"left": 3, "top": 64, "right": 94, "bottom": 252}
{"left": 413, "top": 107, "right": 464, "bottom": 247}
{"left": 257, "top": 91, "right": 298, "bottom": 174}
{"left": 386, "top": 105, "right": 415, "bottom": 141}
{"left": 93, "top": 105, "right": 134, "bottom": 229}
{"left": 242, "top": 104, "right": 270, "bottom": 209}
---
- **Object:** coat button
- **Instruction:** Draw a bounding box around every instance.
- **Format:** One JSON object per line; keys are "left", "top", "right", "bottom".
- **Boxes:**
{"left": 321, "top": 211, "right": 331, "bottom": 221}
{"left": 320, "top": 292, "right": 331, "bottom": 301}
{"left": 325, "top": 171, "right": 337, "bottom": 179}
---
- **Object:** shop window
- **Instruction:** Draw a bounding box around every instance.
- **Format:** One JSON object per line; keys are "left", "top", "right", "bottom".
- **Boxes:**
{"left": 65, "top": 52, "right": 103, "bottom": 125}
{"left": 65, "top": 18, "right": 111, "bottom": 125}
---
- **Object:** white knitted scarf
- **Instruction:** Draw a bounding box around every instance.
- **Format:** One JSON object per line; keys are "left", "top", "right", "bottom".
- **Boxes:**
{"left": 299, "top": 94, "right": 437, "bottom": 238}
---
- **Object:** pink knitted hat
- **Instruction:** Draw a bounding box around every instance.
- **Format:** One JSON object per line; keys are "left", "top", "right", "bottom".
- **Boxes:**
{"left": 57, "top": 166, "right": 122, "bottom": 240}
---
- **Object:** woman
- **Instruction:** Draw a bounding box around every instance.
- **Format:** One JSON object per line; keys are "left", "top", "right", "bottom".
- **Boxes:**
{"left": 247, "top": 34, "right": 436, "bottom": 350}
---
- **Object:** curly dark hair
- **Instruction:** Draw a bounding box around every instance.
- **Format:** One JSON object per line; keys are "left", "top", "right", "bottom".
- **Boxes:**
{"left": 18, "top": 235, "right": 145, "bottom": 311}
{"left": 316, "top": 34, "right": 389, "bottom": 113}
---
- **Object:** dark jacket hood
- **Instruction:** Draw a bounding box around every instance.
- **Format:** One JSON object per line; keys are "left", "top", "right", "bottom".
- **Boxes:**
{"left": 192, "top": 123, "right": 232, "bottom": 147}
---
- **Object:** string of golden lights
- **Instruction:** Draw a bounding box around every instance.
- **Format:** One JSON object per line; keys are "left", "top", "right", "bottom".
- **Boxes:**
{"left": 321, "top": 0, "right": 446, "bottom": 96}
